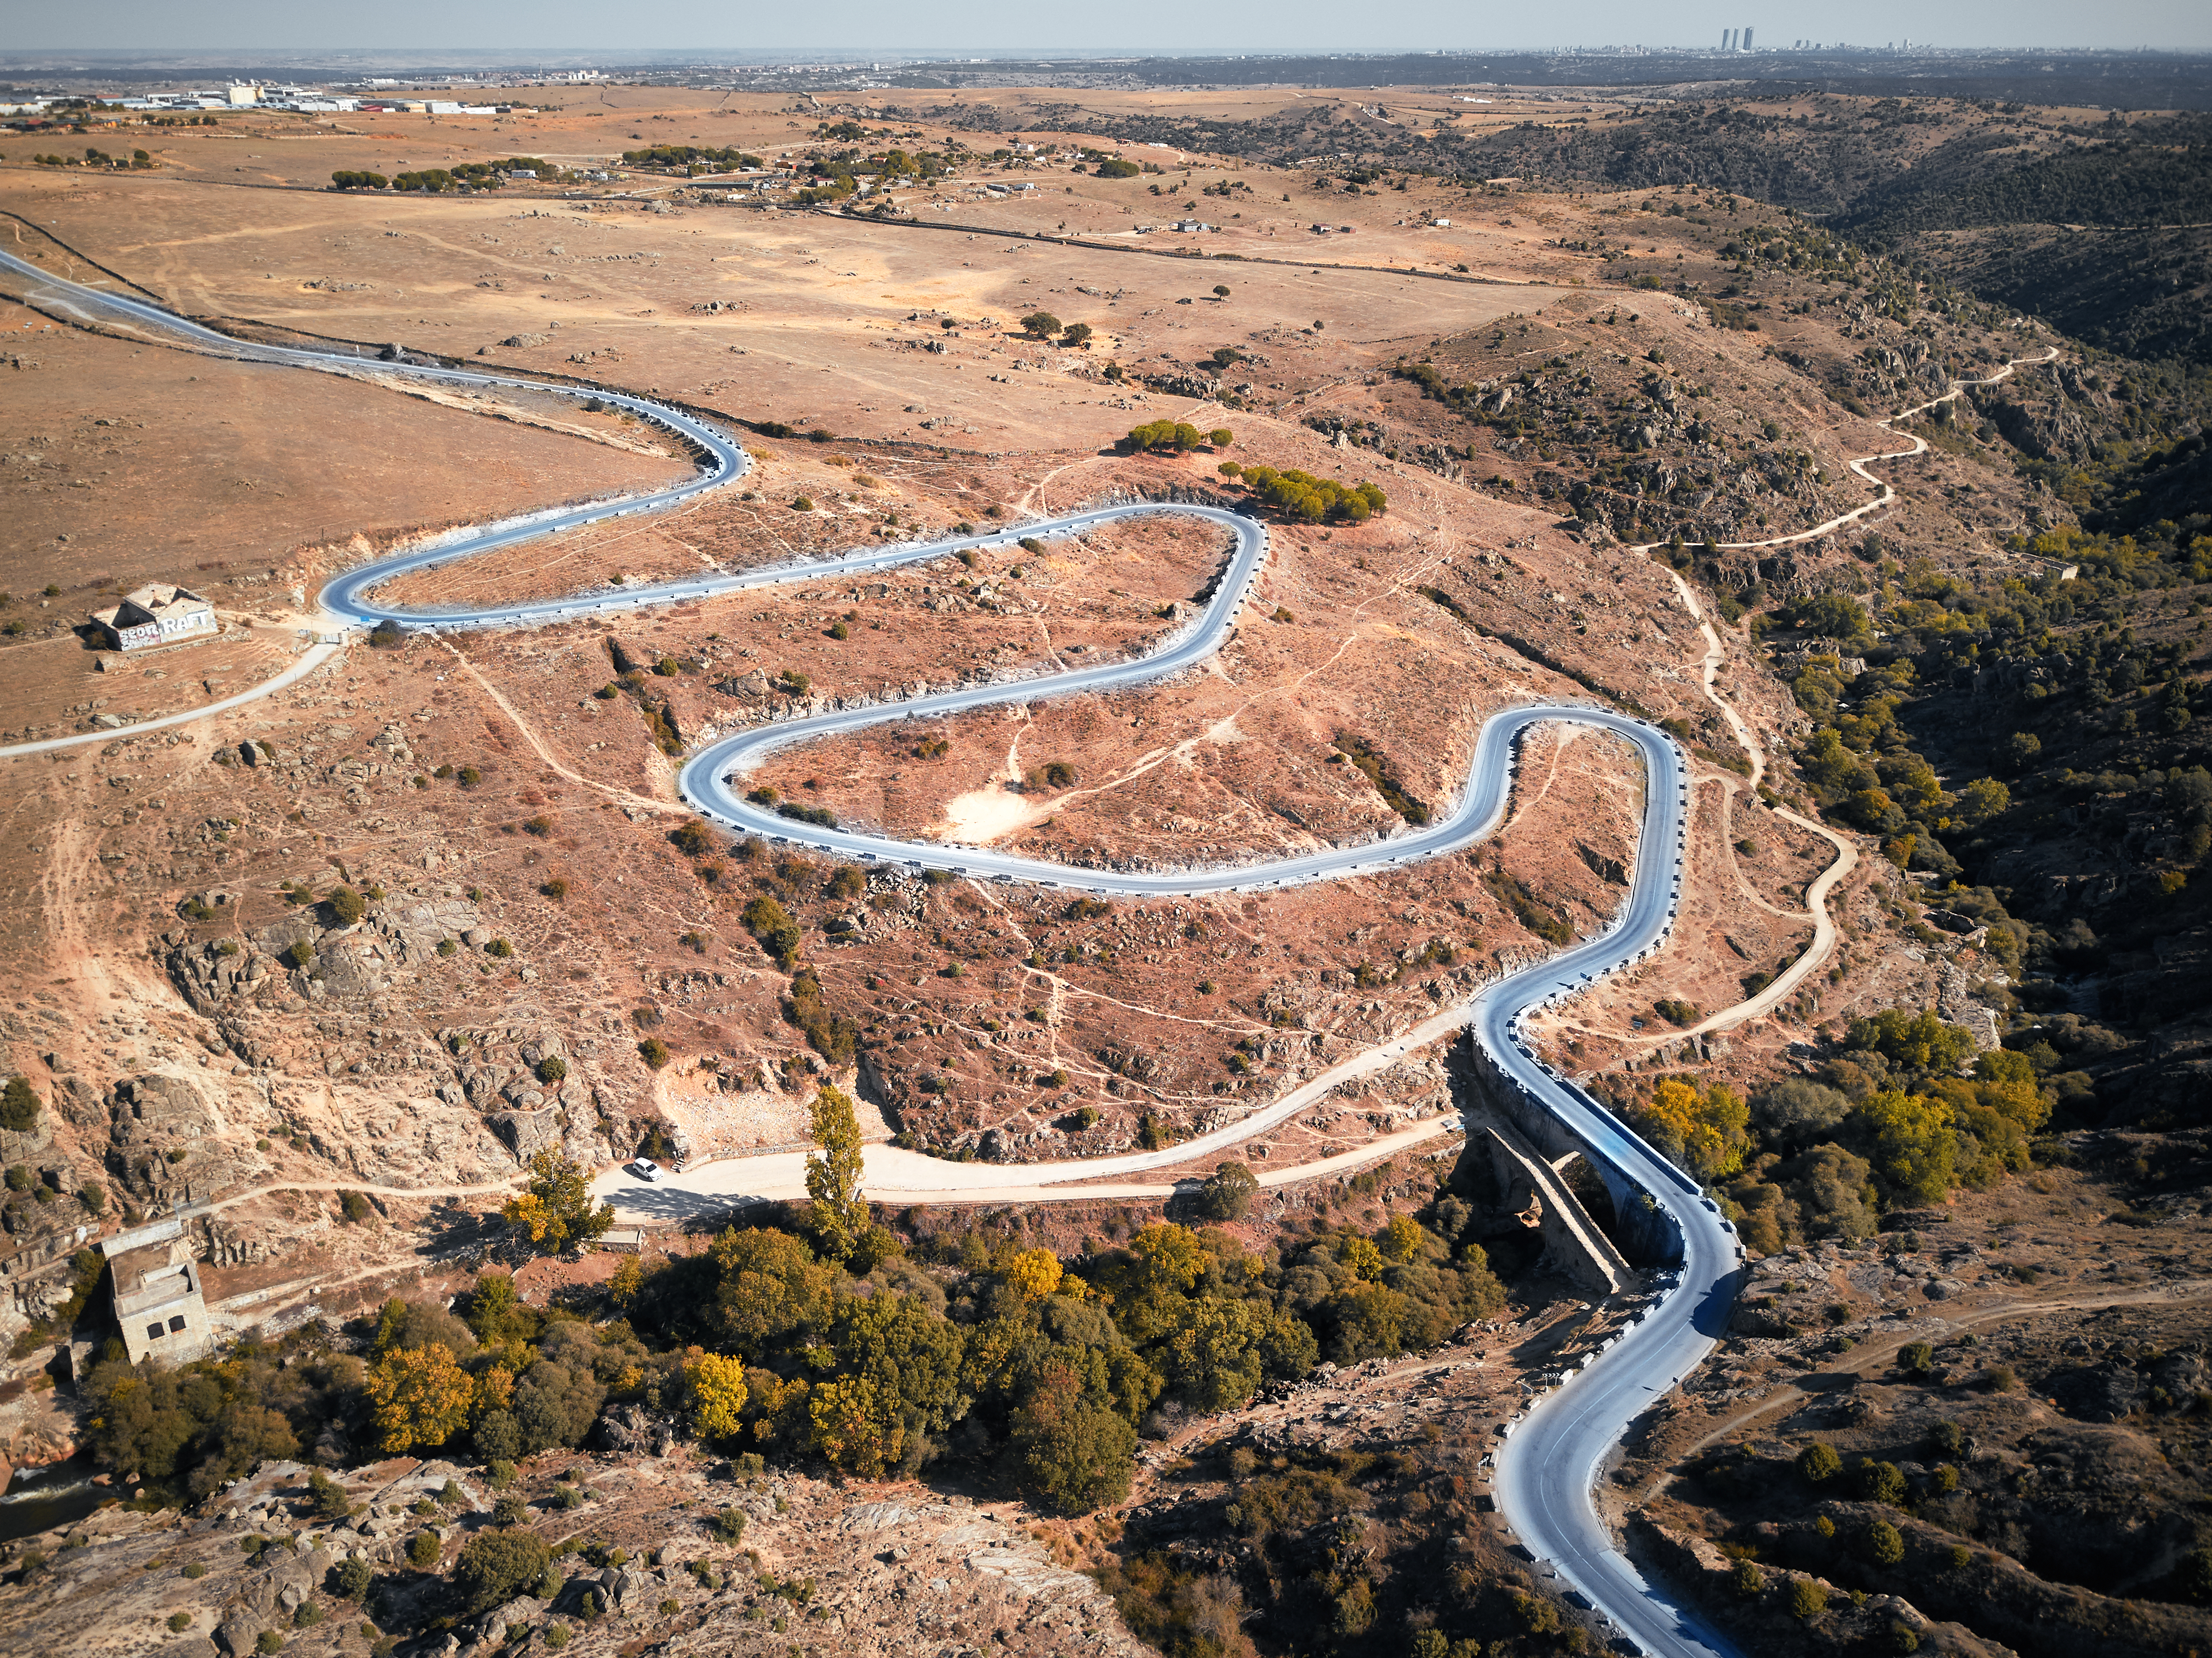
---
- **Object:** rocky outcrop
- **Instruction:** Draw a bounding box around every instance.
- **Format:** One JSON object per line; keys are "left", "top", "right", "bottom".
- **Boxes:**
{"left": 489, "top": 1107, "right": 563, "bottom": 1163}
{"left": 0, "top": 1453, "right": 1145, "bottom": 1658}
{"left": 591, "top": 1402, "right": 681, "bottom": 1457}
{"left": 107, "top": 1071, "right": 255, "bottom": 1205}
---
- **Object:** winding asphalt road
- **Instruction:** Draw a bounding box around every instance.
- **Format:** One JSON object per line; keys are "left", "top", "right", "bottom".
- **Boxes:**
{"left": 2, "top": 247, "right": 1740, "bottom": 1653}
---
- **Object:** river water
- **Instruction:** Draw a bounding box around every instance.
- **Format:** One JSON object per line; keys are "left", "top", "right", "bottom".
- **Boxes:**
{"left": 0, "top": 1453, "right": 111, "bottom": 1544}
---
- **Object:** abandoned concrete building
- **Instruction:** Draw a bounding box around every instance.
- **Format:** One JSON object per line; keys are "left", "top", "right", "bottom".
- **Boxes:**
{"left": 88, "top": 583, "right": 218, "bottom": 651}
{"left": 102, "top": 1216, "right": 215, "bottom": 1366}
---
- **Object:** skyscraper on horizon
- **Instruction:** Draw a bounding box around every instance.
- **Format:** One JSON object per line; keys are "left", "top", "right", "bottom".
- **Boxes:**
{"left": 1742, "top": 26, "right": 1755, "bottom": 49}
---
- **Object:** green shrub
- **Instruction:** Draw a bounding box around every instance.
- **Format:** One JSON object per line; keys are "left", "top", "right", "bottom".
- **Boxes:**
{"left": 709, "top": 1507, "right": 747, "bottom": 1545}
{"left": 1925, "top": 1419, "right": 1967, "bottom": 1458}
{"left": 256, "top": 1633, "right": 285, "bottom": 1655}
{"left": 1899, "top": 1341, "right": 1934, "bottom": 1375}
{"left": 485, "top": 939, "right": 514, "bottom": 959}
{"left": 453, "top": 1529, "right": 553, "bottom": 1614}
{"left": 638, "top": 1039, "right": 670, "bottom": 1070}
{"left": 406, "top": 1532, "right": 441, "bottom": 1568}
{"left": 182, "top": 1561, "right": 207, "bottom": 1579}
{"left": 1864, "top": 1520, "right": 1905, "bottom": 1566}
{"left": 293, "top": 1604, "right": 323, "bottom": 1628}
{"left": 307, "top": 1469, "right": 352, "bottom": 1520}
{"left": 1855, "top": 1458, "right": 1906, "bottom": 1505}
{"left": 536, "top": 1056, "right": 567, "bottom": 1084}
{"left": 1797, "top": 1441, "right": 1842, "bottom": 1483}
{"left": 1789, "top": 1577, "right": 1828, "bottom": 1618}
{"left": 333, "top": 1557, "right": 373, "bottom": 1602}
{"left": 168, "top": 1612, "right": 192, "bottom": 1632}
{"left": 543, "top": 1628, "right": 570, "bottom": 1652}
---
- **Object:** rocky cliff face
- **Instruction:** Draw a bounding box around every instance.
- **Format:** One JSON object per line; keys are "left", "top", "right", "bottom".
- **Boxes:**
{"left": 0, "top": 1449, "right": 1146, "bottom": 1658}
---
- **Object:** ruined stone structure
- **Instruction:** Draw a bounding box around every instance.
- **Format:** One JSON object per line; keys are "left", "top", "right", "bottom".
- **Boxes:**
{"left": 101, "top": 1216, "right": 214, "bottom": 1366}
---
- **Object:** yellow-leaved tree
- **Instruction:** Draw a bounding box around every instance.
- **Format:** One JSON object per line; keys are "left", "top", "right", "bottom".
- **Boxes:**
{"left": 473, "top": 1363, "right": 515, "bottom": 1417}
{"left": 1640, "top": 1077, "right": 1751, "bottom": 1179}
{"left": 1003, "top": 1247, "right": 1064, "bottom": 1301}
{"left": 1380, "top": 1213, "right": 1425, "bottom": 1263}
{"left": 809, "top": 1376, "right": 902, "bottom": 1476}
{"left": 1859, "top": 1089, "right": 1957, "bottom": 1205}
{"left": 682, "top": 1349, "right": 750, "bottom": 1442}
{"left": 366, "top": 1342, "right": 475, "bottom": 1453}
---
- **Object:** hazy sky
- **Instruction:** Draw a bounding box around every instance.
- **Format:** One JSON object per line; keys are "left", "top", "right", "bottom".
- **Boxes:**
{"left": 8, "top": 0, "right": 2206, "bottom": 54}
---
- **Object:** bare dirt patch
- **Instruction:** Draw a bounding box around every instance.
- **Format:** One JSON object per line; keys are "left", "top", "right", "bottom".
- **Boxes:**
{"left": 0, "top": 277, "right": 685, "bottom": 616}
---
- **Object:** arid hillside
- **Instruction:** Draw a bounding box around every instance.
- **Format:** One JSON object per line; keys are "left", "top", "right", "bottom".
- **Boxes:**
{"left": 0, "top": 78, "right": 2207, "bottom": 1658}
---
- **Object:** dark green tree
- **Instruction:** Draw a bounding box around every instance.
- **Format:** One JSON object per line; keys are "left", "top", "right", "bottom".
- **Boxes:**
{"left": 453, "top": 1528, "right": 553, "bottom": 1613}
{"left": 1, "top": 1077, "right": 41, "bottom": 1133}
{"left": 1195, "top": 1162, "right": 1259, "bottom": 1221}
{"left": 1008, "top": 1363, "right": 1137, "bottom": 1515}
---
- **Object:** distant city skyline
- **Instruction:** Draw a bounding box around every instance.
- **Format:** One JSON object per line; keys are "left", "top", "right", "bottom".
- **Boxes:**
{"left": 2, "top": 0, "right": 2206, "bottom": 57}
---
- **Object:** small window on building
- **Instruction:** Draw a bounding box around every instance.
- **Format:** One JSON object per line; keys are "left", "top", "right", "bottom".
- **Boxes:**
{"left": 169, "top": 1315, "right": 189, "bottom": 1333}
{"left": 148, "top": 1322, "right": 166, "bottom": 1341}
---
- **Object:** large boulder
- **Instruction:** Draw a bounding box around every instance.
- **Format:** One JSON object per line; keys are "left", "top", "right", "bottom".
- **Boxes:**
{"left": 490, "top": 1109, "right": 563, "bottom": 1163}
{"left": 213, "top": 1613, "right": 265, "bottom": 1657}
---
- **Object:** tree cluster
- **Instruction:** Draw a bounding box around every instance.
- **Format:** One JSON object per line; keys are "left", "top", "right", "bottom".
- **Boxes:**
{"left": 1125, "top": 421, "right": 1233, "bottom": 454}
{"left": 1626, "top": 1025, "right": 2053, "bottom": 1254}
{"left": 1225, "top": 465, "right": 1388, "bottom": 523}
{"left": 620, "top": 144, "right": 761, "bottom": 172}
{"left": 596, "top": 1160, "right": 1504, "bottom": 1516}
